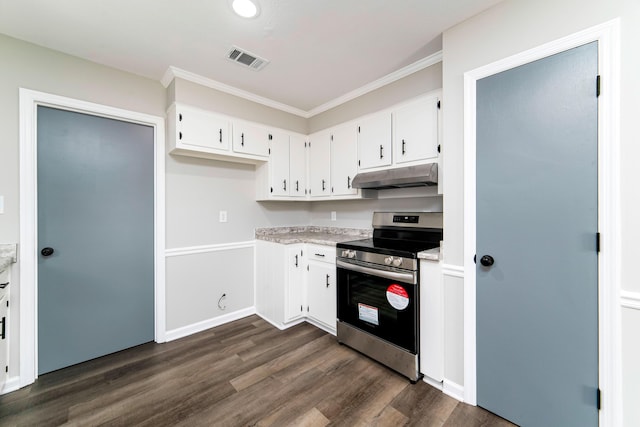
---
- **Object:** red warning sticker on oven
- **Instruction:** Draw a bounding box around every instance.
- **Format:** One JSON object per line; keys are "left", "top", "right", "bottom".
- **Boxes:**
{"left": 387, "top": 284, "right": 410, "bottom": 310}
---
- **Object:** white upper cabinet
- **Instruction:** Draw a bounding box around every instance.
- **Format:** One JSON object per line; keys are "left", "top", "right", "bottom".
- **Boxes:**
{"left": 330, "top": 123, "right": 358, "bottom": 196}
{"left": 268, "top": 130, "right": 290, "bottom": 197}
{"left": 357, "top": 111, "right": 392, "bottom": 170}
{"left": 393, "top": 94, "right": 440, "bottom": 165}
{"left": 168, "top": 104, "right": 231, "bottom": 156}
{"left": 289, "top": 135, "right": 307, "bottom": 197}
{"left": 232, "top": 121, "right": 270, "bottom": 158}
{"left": 308, "top": 130, "right": 331, "bottom": 197}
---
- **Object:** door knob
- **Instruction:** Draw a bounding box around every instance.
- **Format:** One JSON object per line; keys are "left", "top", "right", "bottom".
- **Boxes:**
{"left": 480, "top": 255, "right": 494, "bottom": 267}
{"left": 41, "top": 247, "right": 55, "bottom": 257}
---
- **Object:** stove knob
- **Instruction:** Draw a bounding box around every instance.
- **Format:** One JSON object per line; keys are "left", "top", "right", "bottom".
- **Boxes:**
{"left": 384, "top": 256, "right": 393, "bottom": 265}
{"left": 392, "top": 257, "right": 403, "bottom": 267}
{"left": 341, "top": 250, "right": 349, "bottom": 257}
{"left": 348, "top": 250, "right": 356, "bottom": 259}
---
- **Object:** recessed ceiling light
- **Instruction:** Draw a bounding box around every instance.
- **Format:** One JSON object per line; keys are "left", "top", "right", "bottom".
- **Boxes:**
{"left": 232, "top": 0, "right": 259, "bottom": 18}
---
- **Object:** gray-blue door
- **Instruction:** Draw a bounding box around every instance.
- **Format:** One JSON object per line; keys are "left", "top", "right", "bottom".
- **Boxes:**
{"left": 476, "top": 42, "right": 599, "bottom": 426}
{"left": 37, "top": 106, "right": 155, "bottom": 375}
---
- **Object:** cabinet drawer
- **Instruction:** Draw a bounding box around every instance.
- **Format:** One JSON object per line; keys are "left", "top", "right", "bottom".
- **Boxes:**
{"left": 307, "top": 245, "right": 335, "bottom": 263}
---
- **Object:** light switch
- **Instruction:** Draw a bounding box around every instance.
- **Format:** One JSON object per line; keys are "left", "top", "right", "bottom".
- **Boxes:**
{"left": 331, "top": 211, "right": 337, "bottom": 221}
{"left": 219, "top": 210, "right": 228, "bottom": 223}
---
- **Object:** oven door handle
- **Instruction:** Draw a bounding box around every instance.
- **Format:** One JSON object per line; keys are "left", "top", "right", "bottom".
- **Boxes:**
{"left": 337, "top": 259, "right": 416, "bottom": 284}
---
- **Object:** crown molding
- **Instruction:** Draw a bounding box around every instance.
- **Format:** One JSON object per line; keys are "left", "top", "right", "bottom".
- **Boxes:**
{"left": 307, "top": 50, "right": 442, "bottom": 117}
{"left": 161, "top": 66, "right": 309, "bottom": 118}
{"left": 161, "top": 50, "right": 443, "bottom": 119}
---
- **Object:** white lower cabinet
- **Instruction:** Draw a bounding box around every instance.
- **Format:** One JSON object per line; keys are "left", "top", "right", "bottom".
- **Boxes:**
{"left": 305, "top": 245, "right": 337, "bottom": 332}
{"left": 255, "top": 241, "right": 336, "bottom": 334}
{"left": 419, "top": 259, "right": 444, "bottom": 382}
{"left": 256, "top": 241, "right": 305, "bottom": 328}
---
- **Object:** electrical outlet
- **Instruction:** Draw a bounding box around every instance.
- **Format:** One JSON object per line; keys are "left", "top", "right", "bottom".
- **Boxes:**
{"left": 219, "top": 210, "right": 228, "bottom": 223}
{"left": 331, "top": 211, "right": 337, "bottom": 221}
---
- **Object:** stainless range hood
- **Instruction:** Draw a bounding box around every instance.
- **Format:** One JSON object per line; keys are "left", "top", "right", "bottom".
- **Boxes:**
{"left": 351, "top": 163, "right": 438, "bottom": 190}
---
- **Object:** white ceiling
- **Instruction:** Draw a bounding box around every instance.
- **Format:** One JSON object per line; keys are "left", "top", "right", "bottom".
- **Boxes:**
{"left": 0, "top": 0, "right": 501, "bottom": 116}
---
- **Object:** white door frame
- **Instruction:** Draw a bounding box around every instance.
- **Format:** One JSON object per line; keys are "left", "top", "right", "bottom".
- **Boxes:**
{"left": 463, "top": 19, "right": 622, "bottom": 426}
{"left": 18, "top": 89, "right": 166, "bottom": 387}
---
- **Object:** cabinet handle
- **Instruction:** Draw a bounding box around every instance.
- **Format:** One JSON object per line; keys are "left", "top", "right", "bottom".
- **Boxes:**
{"left": 322, "top": 179, "right": 326, "bottom": 191}
{"left": 178, "top": 113, "right": 183, "bottom": 122}
{"left": 326, "top": 274, "right": 330, "bottom": 287}
{"left": 315, "top": 253, "right": 325, "bottom": 257}
{"left": 179, "top": 131, "right": 183, "bottom": 140}
{"left": 379, "top": 144, "right": 384, "bottom": 159}
{"left": 296, "top": 180, "right": 299, "bottom": 192}
{"left": 295, "top": 254, "right": 298, "bottom": 267}
{"left": 347, "top": 176, "right": 351, "bottom": 189}
{"left": 402, "top": 139, "right": 406, "bottom": 155}
{"left": 1, "top": 316, "right": 5, "bottom": 340}
{"left": 241, "top": 133, "right": 244, "bottom": 146}
{"left": 283, "top": 179, "right": 287, "bottom": 191}
{"left": 437, "top": 144, "right": 441, "bottom": 153}
{"left": 219, "top": 129, "right": 223, "bottom": 143}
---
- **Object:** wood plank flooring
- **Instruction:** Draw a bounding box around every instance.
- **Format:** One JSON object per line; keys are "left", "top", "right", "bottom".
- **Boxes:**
{"left": 0, "top": 316, "right": 515, "bottom": 426}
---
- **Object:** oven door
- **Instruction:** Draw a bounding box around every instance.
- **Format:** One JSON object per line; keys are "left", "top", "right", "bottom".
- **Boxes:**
{"left": 337, "top": 259, "right": 418, "bottom": 354}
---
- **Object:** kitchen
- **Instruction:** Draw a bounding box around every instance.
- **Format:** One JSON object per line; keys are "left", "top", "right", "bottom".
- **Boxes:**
{"left": 0, "top": 0, "right": 639, "bottom": 426}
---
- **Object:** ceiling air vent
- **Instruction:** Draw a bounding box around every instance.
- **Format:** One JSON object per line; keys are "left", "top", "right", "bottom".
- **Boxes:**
{"left": 226, "top": 46, "right": 269, "bottom": 71}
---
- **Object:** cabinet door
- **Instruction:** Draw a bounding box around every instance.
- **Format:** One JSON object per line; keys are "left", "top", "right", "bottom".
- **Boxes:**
{"left": 0, "top": 293, "right": 7, "bottom": 389}
{"left": 233, "top": 121, "right": 269, "bottom": 157}
{"left": 393, "top": 95, "right": 439, "bottom": 164}
{"left": 308, "top": 131, "right": 331, "bottom": 197}
{"left": 289, "top": 135, "right": 307, "bottom": 197}
{"left": 330, "top": 124, "right": 358, "bottom": 195}
{"left": 307, "top": 261, "right": 336, "bottom": 329}
{"left": 175, "top": 105, "right": 230, "bottom": 152}
{"left": 357, "top": 112, "right": 392, "bottom": 169}
{"left": 269, "top": 131, "right": 290, "bottom": 197}
{"left": 285, "top": 246, "right": 305, "bottom": 322}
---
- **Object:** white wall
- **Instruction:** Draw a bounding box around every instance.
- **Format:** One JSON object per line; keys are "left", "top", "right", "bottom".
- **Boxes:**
{"left": 442, "top": 0, "right": 640, "bottom": 424}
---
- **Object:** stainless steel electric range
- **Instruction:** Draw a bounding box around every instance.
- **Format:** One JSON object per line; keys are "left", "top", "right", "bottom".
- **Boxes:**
{"left": 336, "top": 211, "right": 443, "bottom": 382}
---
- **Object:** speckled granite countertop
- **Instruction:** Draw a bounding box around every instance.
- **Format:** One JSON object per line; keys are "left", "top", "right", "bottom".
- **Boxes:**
{"left": 255, "top": 226, "right": 372, "bottom": 246}
{"left": 0, "top": 243, "right": 18, "bottom": 275}
{"left": 417, "top": 247, "right": 441, "bottom": 261}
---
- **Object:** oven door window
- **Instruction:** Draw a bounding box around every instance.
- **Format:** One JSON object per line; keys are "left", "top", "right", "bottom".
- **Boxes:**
{"left": 337, "top": 267, "right": 418, "bottom": 353}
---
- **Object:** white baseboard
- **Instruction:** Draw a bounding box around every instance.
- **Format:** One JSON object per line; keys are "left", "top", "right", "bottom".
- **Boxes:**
{"left": 1, "top": 376, "right": 21, "bottom": 395}
{"left": 304, "top": 318, "right": 336, "bottom": 336}
{"left": 165, "top": 307, "right": 256, "bottom": 342}
{"left": 443, "top": 379, "right": 465, "bottom": 402}
{"left": 255, "top": 313, "right": 307, "bottom": 331}
{"left": 422, "top": 374, "right": 443, "bottom": 391}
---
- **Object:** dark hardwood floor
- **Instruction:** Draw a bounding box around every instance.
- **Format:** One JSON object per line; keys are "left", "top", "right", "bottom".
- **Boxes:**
{"left": 0, "top": 316, "right": 514, "bottom": 426}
